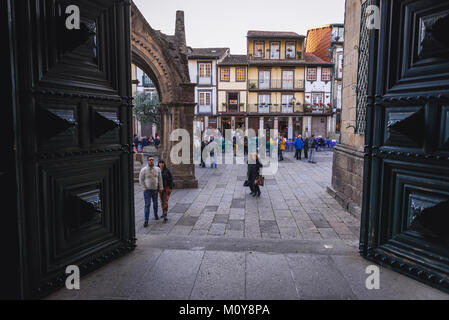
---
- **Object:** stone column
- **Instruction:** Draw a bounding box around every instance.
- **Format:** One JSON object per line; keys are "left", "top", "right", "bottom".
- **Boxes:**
{"left": 158, "top": 83, "right": 198, "bottom": 189}
{"left": 288, "top": 116, "right": 293, "bottom": 140}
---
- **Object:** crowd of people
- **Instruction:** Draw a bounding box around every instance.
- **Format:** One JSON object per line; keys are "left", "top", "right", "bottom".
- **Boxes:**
{"left": 139, "top": 132, "right": 335, "bottom": 225}
{"left": 133, "top": 133, "right": 160, "bottom": 152}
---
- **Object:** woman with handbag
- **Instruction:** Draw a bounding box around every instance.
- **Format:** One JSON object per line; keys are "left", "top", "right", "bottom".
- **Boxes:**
{"left": 248, "top": 153, "right": 263, "bottom": 198}
{"left": 157, "top": 160, "right": 174, "bottom": 222}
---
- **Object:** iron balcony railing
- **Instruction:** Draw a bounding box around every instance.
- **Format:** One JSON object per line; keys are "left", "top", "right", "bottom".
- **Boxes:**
{"left": 247, "top": 104, "right": 305, "bottom": 114}
{"left": 247, "top": 104, "right": 333, "bottom": 114}
{"left": 248, "top": 79, "right": 304, "bottom": 90}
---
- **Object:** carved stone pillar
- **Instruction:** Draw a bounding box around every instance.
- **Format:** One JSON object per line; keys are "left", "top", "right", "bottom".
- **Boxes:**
{"left": 159, "top": 83, "right": 198, "bottom": 189}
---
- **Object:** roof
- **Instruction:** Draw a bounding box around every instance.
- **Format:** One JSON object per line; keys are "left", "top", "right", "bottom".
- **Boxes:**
{"left": 247, "top": 30, "right": 305, "bottom": 39}
{"left": 187, "top": 47, "right": 229, "bottom": 59}
{"left": 304, "top": 53, "right": 332, "bottom": 65}
{"left": 305, "top": 27, "right": 332, "bottom": 62}
{"left": 218, "top": 54, "right": 248, "bottom": 66}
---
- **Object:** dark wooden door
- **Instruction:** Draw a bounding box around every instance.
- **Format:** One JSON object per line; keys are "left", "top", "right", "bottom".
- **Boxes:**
{"left": 361, "top": 0, "right": 449, "bottom": 293}
{"left": 7, "top": 0, "right": 135, "bottom": 299}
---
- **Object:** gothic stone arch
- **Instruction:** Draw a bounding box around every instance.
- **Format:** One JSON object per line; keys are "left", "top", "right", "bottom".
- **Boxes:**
{"left": 131, "top": 2, "right": 197, "bottom": 188}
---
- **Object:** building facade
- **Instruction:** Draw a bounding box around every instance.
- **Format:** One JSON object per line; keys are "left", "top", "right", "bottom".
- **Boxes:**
{"left": 131, "top": 63, "right": 158, "bottom": 138}
{"left": 306, "top": 24, "right": 345, "bottom": 138}
{"left": 217, "top": 54, "right": 248, "bottom": 133}
{"left": 304, "top": 54, "right": 334, "bottom": 137}
{"left": 187, "top": 48, "right": 229, "bottom": 132}
{"left": 246, "top": 31, "right": 307, "bottom": 139}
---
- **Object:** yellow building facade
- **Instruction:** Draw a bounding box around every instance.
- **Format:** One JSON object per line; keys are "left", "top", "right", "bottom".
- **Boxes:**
{"left": 246, "top": 31, "right": 307, "bottom": 139}
{"left": 217, "top": 55, "right": 248, "bottom": 132}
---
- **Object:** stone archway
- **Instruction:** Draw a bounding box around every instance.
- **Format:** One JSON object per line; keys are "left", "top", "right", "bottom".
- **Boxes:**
{"left": 131, "top": 2, "right": 197, "bottom": 188}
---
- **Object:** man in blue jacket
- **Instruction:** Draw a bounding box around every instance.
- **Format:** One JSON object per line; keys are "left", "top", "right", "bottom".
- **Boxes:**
{"left": 294, "top": 135, "right": 304, "bottom": 160}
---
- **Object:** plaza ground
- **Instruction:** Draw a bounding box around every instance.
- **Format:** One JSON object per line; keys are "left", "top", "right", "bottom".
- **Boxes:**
{"left": 48, "top": 151, "right": 449, "bottom": 300}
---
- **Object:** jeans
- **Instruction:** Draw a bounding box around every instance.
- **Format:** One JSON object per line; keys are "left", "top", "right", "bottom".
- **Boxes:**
{"left": 308, "top": 149, "right": 315, "bottom": 163}
{"left": 295, "top": 149, "right": 302, "bottom": 160}
{"left": 144, "top": 189, "right": 159, "bottom": 221}
{"left": 278, "top": 149, "right": 284, "bottom": 161}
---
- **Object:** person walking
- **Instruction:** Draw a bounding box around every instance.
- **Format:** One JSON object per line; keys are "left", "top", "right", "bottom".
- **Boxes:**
{"left": 139, "top": 156, "right": 164, "bottom": 227}
{"left": 248, "top": 153, "right": 263, "bottom": 197}
{"left": 308, "top": 135, "right": 317, "bottom": 164}
{"left": 200, "top": 139, "right": 206, "bottom": 168}
{"left": 158, "top": 160, "right": 174, "bottom": 223}
{"left": 209, "top": 137, "right": 219, "bottom": 168}
{"left": 294, "top": 135, "right": 304, "bottom": 160}
{"left": 303, "top": 136, "right": 309, "bottom": 160}
{"left": 278, "top": 136, "right": 286, "bottom": 161}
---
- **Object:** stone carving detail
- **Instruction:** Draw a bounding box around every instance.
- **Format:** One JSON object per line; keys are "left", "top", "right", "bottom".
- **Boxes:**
{"left": 130, "top": 2, "right": 197, "bottom": 188}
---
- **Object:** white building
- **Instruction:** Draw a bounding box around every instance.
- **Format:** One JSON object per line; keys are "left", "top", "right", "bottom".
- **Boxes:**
{"left": 304, "top": 54, "right": 333, "bottom": 137}
{"left": 187, "top": 47, "right": 229, "bottom": 132}
{"left": 131, "top": 64, "right": 158, "bottom": 138}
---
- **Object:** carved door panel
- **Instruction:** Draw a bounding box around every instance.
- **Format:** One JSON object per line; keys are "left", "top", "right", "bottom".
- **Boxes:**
{"left": 361, "top": 0, "right": 449, "bottom": 293}
{"left": 9, "top": 0, "right": 135, "bottom": 298}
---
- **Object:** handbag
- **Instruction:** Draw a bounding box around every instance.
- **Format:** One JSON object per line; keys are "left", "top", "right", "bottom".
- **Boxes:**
{"left": 255, "top": 175, "right": 264, "bottom": 186}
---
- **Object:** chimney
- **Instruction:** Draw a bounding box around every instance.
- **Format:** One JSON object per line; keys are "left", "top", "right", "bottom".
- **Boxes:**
{"left": 175, "top": 11, "right": 186, "bottom": 53}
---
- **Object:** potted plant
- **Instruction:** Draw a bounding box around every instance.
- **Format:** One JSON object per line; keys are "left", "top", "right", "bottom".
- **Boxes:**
{"left": 249, "top": 83, "right": 257, "bottom": 89}
{"left": 239, "top": 102, "right": 245, "bottom": 107}
{"left": 297, "top": 51, "right": 303, "bottom": 59}
{"left": 222, "top": 102, "right": 227, "bottom": 106}
{"left": 289, "top": 101, "right": 295, "bottom": 105}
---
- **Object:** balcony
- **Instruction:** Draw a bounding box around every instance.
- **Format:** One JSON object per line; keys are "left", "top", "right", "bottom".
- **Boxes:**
{"left": 247, "top": 104, "right": 303, "bottom": 114}
{"left": 248, "top": 79, "right": 304, "bottom": 91}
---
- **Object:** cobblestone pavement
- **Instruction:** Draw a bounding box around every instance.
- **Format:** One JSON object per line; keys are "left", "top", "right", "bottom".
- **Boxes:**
{"left": 134, "top": 151, "right": 360, "bottom": 241}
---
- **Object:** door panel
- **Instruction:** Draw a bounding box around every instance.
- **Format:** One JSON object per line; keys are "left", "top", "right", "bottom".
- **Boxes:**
{"left": 10, "top": 0, "right": 135, "bottom": 298}
{"left": 361, "top": 0, "right": 449, "bottom": 293}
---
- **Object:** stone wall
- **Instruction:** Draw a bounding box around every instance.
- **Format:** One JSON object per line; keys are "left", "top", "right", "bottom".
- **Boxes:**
{"left": 328, "top": 0, "right": 365, "bottom": 218}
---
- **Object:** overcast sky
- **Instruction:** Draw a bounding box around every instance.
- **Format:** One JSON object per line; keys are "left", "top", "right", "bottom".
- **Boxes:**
{"left": 133, "top": 0, "right": 346, "bottom": 54}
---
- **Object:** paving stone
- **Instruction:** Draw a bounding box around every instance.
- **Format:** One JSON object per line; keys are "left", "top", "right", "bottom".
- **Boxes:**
{"left": 286, "top": 254, "right": 357, "bottom": 299}
{"left": 227, "top": 219, "right": 244, "bottom": 231}
{"left": 259, "top": 220, "right": 280, "bottom": 234}
{"left": 133, "top": 250, "right": 204, "bottom": 299}
{"left": 204, "top": 205, "right": 219, "bottom": 212}
{"left": 208, "top": 223, "right": 226, "bottom": 235}
{"left": 190, "top": 251, "right": 245, "bottom": 299}
{"left": 231, "top": 199, "right": 245, "bottom": 209}
{"left": 176, "top": 216, "right": 199, "bottom": 227}
{"left": 169, "top": 203, "right": 190, "bottom": 213}
{"left": 246, "top": 252, "right": 299, "bottom": 299}
{"left": 212, "top": 214, "right": 229, "bottom": 224}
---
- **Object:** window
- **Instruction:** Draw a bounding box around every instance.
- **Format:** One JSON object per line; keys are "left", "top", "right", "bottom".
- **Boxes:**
{"left": 254, "top": 42, "right": 264, "bottom": 58}
{"left": 199, "top": 92, "right": 211, "bottom": 106}
{"left": 286, "top": 42, "right": 295, "bottom": 59}
{"left": 282, "top": 70, "right": 294, "bottom": 89}
{"left": 282, "top": 95, "right": 294, "bottom": 113}
{"left": 221, "top": 68, "right": 230, "bottom": 81}
{"left": 270, "top": 42, "right": 280, "bottom": 59}
{"left": 198, "top": 63, "right": 212, "bottom": 85}
{"left": 198, "top": 91, "right": 212, "bottom": 113}
{"left": 321, "top": 68, "right": 331, "bottom": 81}
{"left": 337, "top": 53, "right": 343, "bottom": 79}
{"left": 142, "top": 74, "right": 152, "bottom": 87}
{"left": 258, "top": 94, "right": 270, "bottom": 113}
{"left": 259, "top": 70, "right": 270, "bottom": 89}
{"left": 311, "top": 92, "right": 324, "bottom": 105}
{"left": 236, "top": 68, "right": 246, "bottom": 82}
{"left": 307, "top": 68, "right": 317, "bottom": 81}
